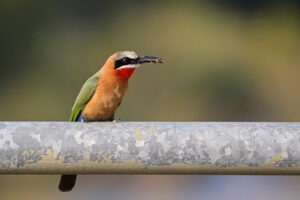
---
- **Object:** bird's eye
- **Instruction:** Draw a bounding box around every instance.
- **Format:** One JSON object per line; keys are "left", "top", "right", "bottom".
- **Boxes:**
{"left": 122, "top": 57, "right": 129, "bottom": 62}
{"left": 114, "top": 57, "right": 132, "bottom": 69}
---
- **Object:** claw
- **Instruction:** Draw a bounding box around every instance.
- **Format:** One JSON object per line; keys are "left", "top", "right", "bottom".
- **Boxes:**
{"left": 112, "top": 119, "right": 121, "bottom": 123}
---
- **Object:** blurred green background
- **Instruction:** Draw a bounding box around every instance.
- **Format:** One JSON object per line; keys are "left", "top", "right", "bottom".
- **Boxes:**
{"left": 0, "top": 0, "right": 299, "bottom": 199}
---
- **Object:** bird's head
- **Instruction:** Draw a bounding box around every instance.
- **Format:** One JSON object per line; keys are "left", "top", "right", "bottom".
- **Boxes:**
{"left": 103, "top": 51, "right": 164, "bottom": 79}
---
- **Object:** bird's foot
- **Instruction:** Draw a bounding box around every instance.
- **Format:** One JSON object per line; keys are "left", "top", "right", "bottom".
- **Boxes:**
{"left": 112, "top": 119, "right": 121, "bottom": 123}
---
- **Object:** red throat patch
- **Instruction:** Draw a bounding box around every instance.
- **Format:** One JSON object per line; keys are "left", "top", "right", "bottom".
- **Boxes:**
{"left": 116, "top": 68, "right": 135, "bottom": 79}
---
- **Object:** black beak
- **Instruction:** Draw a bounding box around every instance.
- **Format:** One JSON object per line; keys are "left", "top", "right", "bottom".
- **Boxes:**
{"left": 136, "top": 56, "right": 164, "bottom": 64}
{"left": 114, "top": 55, "right": 164, "bottom": 70}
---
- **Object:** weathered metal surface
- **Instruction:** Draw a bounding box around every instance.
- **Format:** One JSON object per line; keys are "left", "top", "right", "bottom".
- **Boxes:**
{"left": 0, "top": 122, "right": 299, "bottom": 174}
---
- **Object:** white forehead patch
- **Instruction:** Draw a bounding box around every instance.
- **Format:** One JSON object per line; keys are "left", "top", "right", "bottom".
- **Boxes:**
{"left": 119, "top": 51, "right": 138, "bottom": 59}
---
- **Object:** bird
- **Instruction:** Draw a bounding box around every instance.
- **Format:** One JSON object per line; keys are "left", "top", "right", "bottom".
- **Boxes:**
{"left": 58, "top": 51, "right": 164, "bottom": 192}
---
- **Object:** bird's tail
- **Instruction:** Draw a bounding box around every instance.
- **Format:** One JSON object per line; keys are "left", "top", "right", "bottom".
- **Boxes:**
{"left": 59, "top": 175, "right": 77, "bottom": 192}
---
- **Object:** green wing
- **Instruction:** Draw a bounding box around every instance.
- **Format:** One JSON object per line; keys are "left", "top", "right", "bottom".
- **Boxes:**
{"left": 69, "top": 74, "right": 99, "bottom": 122}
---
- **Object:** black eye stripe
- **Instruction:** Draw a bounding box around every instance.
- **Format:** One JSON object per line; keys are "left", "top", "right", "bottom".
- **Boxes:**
{"left": 114, "top": 57, "right": 137, "bottom": 69}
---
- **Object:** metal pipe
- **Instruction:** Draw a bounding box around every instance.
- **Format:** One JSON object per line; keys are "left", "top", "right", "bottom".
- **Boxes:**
{"left": 0, "top": 122, "right": 299, "bottom": 174}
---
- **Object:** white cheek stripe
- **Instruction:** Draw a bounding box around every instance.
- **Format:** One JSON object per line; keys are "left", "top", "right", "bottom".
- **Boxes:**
{"left": 117, "top": 64, "right": 140, "bottom": 70}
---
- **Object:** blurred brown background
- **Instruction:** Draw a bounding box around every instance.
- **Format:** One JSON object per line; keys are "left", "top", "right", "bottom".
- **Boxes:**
{"left": 0, "top": 0, "right": 299, "bottom": 199}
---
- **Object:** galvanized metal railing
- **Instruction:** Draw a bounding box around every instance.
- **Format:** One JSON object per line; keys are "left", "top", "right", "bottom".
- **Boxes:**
{"left": 0, "top": 122, "right": 299, "bottom": 174}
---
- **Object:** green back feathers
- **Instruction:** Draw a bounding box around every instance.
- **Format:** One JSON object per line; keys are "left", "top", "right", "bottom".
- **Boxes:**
{"left": 69, "top": 74, "right": 99, "bottom": 122}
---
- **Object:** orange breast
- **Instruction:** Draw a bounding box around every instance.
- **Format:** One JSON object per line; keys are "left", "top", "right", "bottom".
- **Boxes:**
{"left": 82, "top": 77, "right": 129, "bottom": 121}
